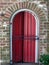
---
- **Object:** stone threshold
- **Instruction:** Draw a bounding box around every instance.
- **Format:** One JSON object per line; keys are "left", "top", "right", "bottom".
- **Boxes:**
{"left": 1, "top": 63, "right": 41, "bottom": 65}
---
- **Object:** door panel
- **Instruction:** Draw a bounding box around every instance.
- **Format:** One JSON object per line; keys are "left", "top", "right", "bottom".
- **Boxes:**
{"left": 12, "top": 12, "right": 24, "bottom": 62}
{"left": 12, "top": 11, "right": 36, "bottom": 63}
{"left": 23, "top": 12, "right": 35, "bottom": 62}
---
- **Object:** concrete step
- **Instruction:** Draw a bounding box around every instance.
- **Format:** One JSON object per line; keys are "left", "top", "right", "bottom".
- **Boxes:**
{"left": 13, "top": 63, "right": 39, "bottom": 65}
{"left": 1, "top": 63, "right": 41, "bottom": 65}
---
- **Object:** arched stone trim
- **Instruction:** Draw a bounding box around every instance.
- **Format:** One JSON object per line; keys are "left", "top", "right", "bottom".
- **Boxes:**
{"left": 10, "top": 9, "right": 39, "bottom": 64}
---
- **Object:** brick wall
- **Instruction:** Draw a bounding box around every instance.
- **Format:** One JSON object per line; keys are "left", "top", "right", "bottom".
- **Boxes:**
{"left": 0, "top": 0, "right": 48, "bottom": 63}
{"left": 46, "top": 0, "right": 49, "bottom": 53}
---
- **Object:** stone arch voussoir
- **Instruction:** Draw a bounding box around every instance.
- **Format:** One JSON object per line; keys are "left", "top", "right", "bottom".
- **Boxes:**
{"left": 3, "top": 1, "right": 47, "bottom": 23}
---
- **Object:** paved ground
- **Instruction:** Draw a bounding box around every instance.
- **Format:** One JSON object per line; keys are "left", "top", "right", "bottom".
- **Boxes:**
{"left": 1, "top": 63, "right": 41, "bottom": 65}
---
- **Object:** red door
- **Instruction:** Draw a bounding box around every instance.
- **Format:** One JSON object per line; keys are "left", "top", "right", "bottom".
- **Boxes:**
{"left": 12, "top": 11, "right": 36, "bottom": 62}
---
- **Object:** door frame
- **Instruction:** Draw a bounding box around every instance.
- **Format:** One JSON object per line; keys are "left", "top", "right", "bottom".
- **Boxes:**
{"left": 10, "top": 9, "right": 39, "bottom": 64}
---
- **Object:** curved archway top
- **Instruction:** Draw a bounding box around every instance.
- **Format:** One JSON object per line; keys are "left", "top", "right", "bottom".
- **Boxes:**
{"left": 10, "top": 9, "right": 39, "bottom": 24}
{"left": 3, "top": 1, "right": 47, "bottom": 22}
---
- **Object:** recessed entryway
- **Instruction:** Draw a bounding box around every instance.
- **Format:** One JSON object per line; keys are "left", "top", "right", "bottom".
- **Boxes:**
{"left": 10, "top": 9, "right": 39, "bottom": 64}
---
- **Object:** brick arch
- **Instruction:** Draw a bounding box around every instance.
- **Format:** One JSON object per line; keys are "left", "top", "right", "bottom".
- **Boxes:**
{"left": 3, "top": 1, "right": 47, "bottom": 22}
{"left": 3, "top": 1, "right": 47, "bottom": 64}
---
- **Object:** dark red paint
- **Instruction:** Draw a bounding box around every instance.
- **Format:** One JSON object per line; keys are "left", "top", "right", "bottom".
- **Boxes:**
{"left": 12, "top": 12, "right": 36, "bottom": 63}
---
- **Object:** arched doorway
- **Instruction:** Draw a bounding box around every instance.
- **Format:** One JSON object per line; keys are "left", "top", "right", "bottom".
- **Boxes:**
{"left": 10, "top": 9, "right": 39, "bottom": 63}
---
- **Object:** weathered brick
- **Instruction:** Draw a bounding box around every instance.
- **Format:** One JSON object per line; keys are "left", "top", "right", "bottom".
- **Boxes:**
{"left": 0, "top": 0, "right": 48, "bottom": 63}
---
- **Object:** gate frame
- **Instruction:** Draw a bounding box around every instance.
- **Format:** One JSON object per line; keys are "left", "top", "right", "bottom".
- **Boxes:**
{"left": 10, "top": 9, "right": 39, "bottom": 64}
